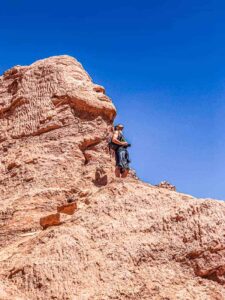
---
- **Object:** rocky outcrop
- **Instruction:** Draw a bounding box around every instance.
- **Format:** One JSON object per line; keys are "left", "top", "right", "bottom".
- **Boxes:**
{"left": 0, "top": 55, "right": 116, "bottom": 248}
{"left": 156, "top": 180, "right": 176, "bottom": 191}
{"left": 0, "top": 56, "right": 225, "bottom": 300}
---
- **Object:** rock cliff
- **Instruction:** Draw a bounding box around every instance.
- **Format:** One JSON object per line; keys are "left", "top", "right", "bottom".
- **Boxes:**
{"left": 0, "top": 56, "right": 225, "bottom": 300}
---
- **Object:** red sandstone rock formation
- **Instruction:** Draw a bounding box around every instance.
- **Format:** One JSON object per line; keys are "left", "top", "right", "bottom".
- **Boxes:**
{"left": 0, "top": 56, "right": 225, "bottom": 300}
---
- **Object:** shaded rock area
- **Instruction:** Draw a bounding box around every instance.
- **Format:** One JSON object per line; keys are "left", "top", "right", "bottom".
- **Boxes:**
{"left": 0, "top": 56, "right": 225, "bottom": 300}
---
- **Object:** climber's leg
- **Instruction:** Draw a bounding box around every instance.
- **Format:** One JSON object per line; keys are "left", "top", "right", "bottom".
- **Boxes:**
{"left": 121, "top": 168, "right": 129, "bottom": 178}
{"left": 115, "top": 148, "right": 122, "bottom": 177}
{"left": 115, "top": 148, "right": 130, "bottom": 178}
{"left": 115, "top": 166, "right": 121, "bottom": 177}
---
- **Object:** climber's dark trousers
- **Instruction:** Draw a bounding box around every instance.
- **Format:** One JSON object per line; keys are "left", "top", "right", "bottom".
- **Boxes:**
{"left": 115, "top": 147, "right": 130, "bottom": 170}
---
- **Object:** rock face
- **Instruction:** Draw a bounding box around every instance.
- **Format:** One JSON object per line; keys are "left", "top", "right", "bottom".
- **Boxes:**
{"left": 0, "top": 56, "right": 225, "bottom": 300}
{"left": 0, "top": 55, "right": 116, "bottom": 247}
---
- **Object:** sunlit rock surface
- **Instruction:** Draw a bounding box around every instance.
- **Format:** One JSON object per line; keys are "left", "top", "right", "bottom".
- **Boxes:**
{"left": 0, "top": 56, "right": 225, "bottom": 300}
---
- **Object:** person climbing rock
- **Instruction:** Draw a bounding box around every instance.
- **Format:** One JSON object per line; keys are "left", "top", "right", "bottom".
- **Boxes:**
{"left": 110, "top": 124, "right": 131, "bottom": 178}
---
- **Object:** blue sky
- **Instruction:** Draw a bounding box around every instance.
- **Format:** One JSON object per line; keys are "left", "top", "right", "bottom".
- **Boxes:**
{"left": 0, "top": 0, "right": 225, "bottom": 199}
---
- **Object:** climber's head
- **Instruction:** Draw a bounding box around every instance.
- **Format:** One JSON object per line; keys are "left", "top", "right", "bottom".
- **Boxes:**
{"left": 115, "top": 124, "right": 124, "bottom": 131}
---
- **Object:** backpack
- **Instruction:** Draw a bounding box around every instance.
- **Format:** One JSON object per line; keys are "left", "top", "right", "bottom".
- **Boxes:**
{"left": 108, "top": 139, "right": 119, "bottom": 151}
{"left": 108, "top": 131, "right": 126, "bottom": 151}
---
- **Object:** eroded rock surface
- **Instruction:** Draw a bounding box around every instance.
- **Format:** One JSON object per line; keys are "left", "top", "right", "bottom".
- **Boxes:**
{"left": 0, "top": 56, "right": 225, "bottom": 300}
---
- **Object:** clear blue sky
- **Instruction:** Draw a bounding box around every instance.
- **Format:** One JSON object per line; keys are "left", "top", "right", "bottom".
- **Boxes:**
{"left": 0, "top": 0, "right": 225, "bottom": 199}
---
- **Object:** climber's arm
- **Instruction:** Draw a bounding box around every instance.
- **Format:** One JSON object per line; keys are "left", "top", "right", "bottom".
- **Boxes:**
{"left": 112, "top": 131, "right": 128, "bottom": 146}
